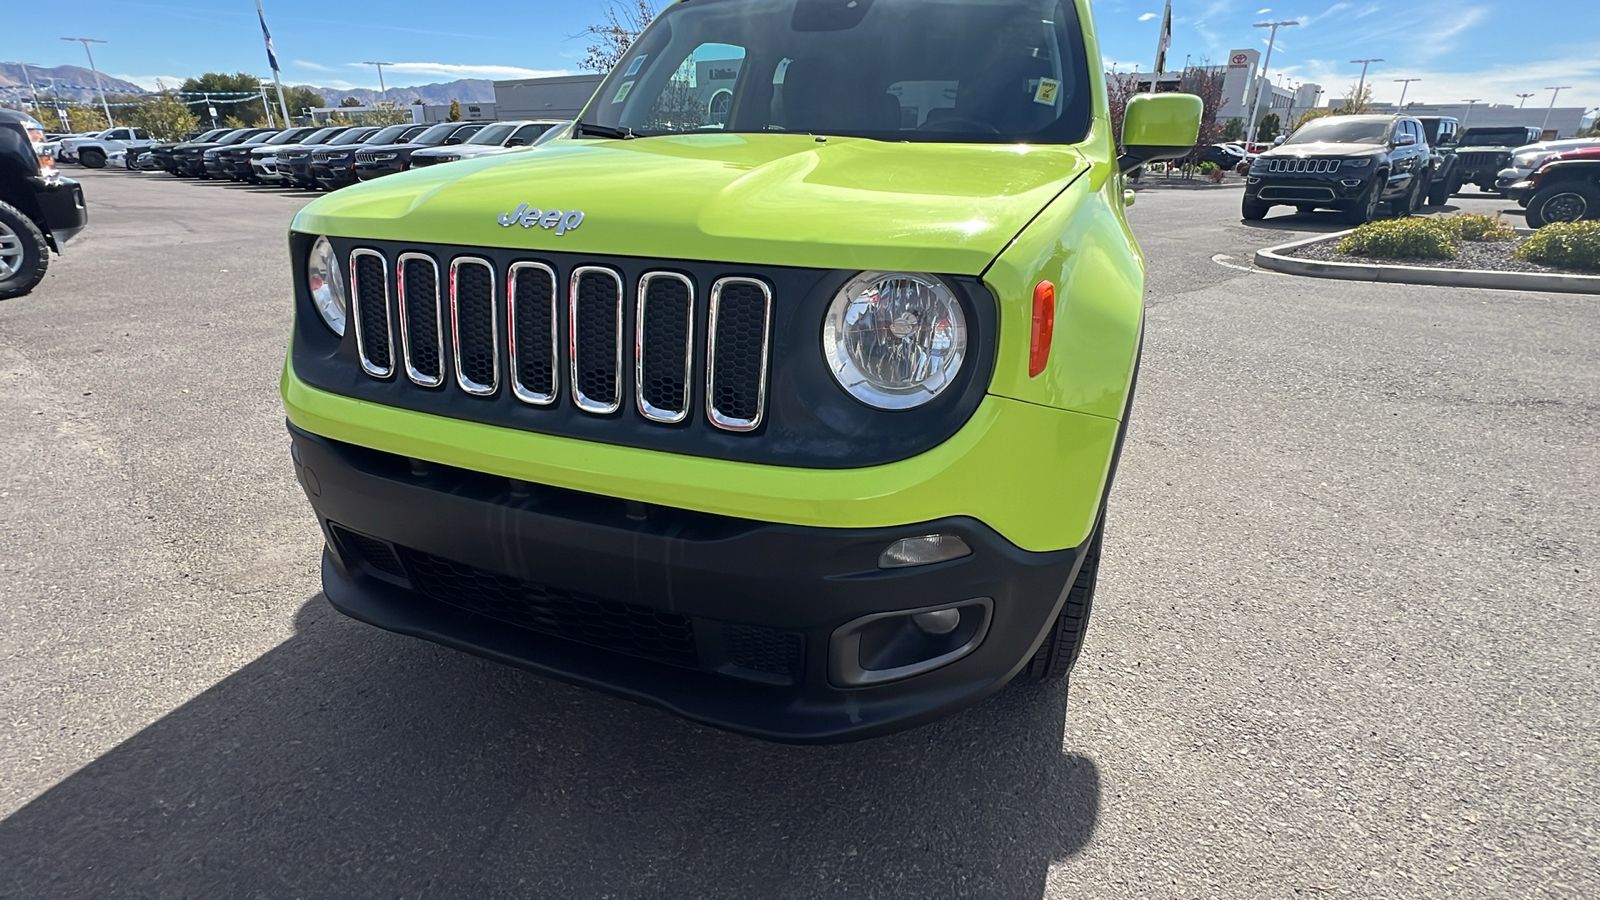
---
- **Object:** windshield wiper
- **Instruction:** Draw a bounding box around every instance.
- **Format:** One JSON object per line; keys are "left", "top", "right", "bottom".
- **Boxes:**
{"left": 575, "top": 121, "right": 635, "bottom": 140}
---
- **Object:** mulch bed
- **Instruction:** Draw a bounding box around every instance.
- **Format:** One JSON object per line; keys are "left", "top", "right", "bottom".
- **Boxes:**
{"left": 1281, "top": 235, "right": 1596, "bottom": 276}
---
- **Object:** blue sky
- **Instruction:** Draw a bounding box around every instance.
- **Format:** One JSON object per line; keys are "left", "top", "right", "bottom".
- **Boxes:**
{"left": 4, "top": 0, "right": 1597, "bottom": 113}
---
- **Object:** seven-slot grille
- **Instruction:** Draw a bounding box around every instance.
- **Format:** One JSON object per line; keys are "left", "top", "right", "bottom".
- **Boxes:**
{"left": 349, "top": 249, "right": 771, "bottom": 432}
{"left": 1457, "top": 150, "right": 1509, "bottom": 169}
{"left": 1264, "top": 158, "right": 1342, "bottom": 174}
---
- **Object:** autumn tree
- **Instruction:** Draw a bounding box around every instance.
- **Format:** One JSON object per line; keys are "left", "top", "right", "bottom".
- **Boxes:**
{"left": 1105, "top": 70, "right": 1142, "bottom": 151}
{"left": 577, "top": 0, "right": 658, "bottom": 73}
{"left": 65, "top": 105, "right": 109, "bottom": 133}
{"left": 122, "top": 84, "right": 199, "bottom": 139}
{"left": 447, "top": 99, "right": 462, "bottom": 122}
{"left": 1179, "top": 63, "right": 1229, "bottom": 157}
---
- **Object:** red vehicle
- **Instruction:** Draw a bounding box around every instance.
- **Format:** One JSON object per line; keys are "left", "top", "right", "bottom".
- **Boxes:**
{"left": 1506, "top": 146, "right": 1600, "bottom": 207}
{"left": 1519, "top": 152, "right": 1600, "bottom": 227}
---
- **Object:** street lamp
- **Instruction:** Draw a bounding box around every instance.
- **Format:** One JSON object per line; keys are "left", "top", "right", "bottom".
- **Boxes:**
{"left": 16, "top": 63, "right": 42, "bottom": 113}
{"left": 60, "top": 37, "right": 114, "bottom": 126}
{"left": 1394, "top": 78, "right": 1421, "bottom": 108}
{"left": 1540, "top": 86, "right": 1572, "bottom": 136}
{"left": 361, "top": 62, "right": 395, "bottom": 104}
{"left": 1350, "top": 58, "right": 1384, "bottom": 106}
{"left": 1515, "top": 93, "right": 1535, "bottom": 108}
{"left": 1247, "top": 20, "right": 1299, "bottom": 148}
{"left": 1460, "top": 99, "right": 1481, "bottom": 130}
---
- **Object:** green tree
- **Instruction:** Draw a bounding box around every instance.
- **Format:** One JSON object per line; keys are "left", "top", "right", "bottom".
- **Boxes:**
{"left": 122, "top": 85, "right": 199, "bottom": 139}
{"left": 180, "top": 73, "right": 267, "bottom": 126}
{"left": 577, "top": 0, "right": 658, "bottom": 73}
{"left": 339, "top": 97, "right": 364, "bottom": 108}
{"left": 1258, "top": 112, "right": 1282, "bottom": 140}
{"left": 1337, "top": 82, "right": 1373, "bottom": 115}
{"left": 283, "top": 86, "right": 326, "bottom": 120}
{"left": 1221, "top": 117, "right": 1245, "bottom": 141}
{"left": 65, "top": 105, "right": 109, "bottom": 133}
{"left": 361, "top": 107, "right": 413, "bottom": 126}
{"left": 447, "top": 99, "right": 462, "bottom": 122}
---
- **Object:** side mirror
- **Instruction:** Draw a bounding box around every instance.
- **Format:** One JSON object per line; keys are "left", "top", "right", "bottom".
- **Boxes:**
{"left": 1119, "top": 93, "right": 1203, "bottom": 174}
{"left": 1394, "top": 133, "right": 1417, "bottom": 147}
{"left": 445, "top": 137, "right": 463, "bottom": 145}
{"left": 1273, "top": 135, "right": 1286, "bottom": 146}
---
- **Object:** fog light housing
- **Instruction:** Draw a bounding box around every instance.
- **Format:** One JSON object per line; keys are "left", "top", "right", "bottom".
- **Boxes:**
{"left": 879, "top": 534, "right": 972, "bottom": 569}
{"left": 829, "top": 598, "right": 992, "bottom": 687}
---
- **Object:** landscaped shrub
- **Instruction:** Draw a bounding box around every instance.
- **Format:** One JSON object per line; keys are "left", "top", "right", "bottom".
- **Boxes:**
{"left": 1336, "top": 217, "right": 1459, "bottom": 259}
{"left": 1513, "top": 221, "right": 1600, "bottom": 271}
{"left": 1445, "top": 212, "right": 1517, "bottom": 242}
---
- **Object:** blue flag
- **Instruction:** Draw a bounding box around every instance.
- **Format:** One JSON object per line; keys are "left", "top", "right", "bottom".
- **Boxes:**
{"left": 257, "top": 0, "right": 280, "bottom": 73}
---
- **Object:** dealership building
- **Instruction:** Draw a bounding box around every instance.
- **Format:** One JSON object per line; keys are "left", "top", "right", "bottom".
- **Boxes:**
{"left": 1124, "top": 49, "right": 1323, "bottom": 134}
{"left": 1323, "top": 100, "right": 1591, "bottom": 139}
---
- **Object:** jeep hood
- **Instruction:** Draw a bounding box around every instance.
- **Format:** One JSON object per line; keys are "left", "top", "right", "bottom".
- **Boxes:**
{"left": 292, "top": 134, "right": 1091, "bottom": 275}
{"left": 1263, "top": 142, "right": 1385, "bottom": 159}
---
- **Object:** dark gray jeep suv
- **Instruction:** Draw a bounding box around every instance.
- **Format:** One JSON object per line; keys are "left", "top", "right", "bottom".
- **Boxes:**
{"left": 1243, "top": 114, "right": 1433, "bottom": 224}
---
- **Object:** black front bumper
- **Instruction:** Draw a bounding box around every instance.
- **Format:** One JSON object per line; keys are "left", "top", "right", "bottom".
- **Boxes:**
{"left": 354, "top": 160, "right": 405, "bottom": 180}
{"left": 288, "top": 424, "right": 1089, "bottom": 743}
{"left": 310, "top": 161, "right": 359, "bottom": 189}
{"left": 31, "top": 176, "right": 87, "bottom": 249}
{"left": 1246, "top": 173, "right": 1371, "bottom": 207}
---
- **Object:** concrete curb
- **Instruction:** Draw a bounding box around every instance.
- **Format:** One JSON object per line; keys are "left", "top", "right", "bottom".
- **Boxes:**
{"left": 1255, "top": 231, "right": 1600, "bottom": 295}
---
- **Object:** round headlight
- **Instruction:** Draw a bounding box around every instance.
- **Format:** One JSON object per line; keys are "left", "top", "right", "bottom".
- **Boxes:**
{"left": 823, "top": 272, "right": 968, "bottom": 410}
{"left": 306, "top": 235, "right": 347, "bottom": 336}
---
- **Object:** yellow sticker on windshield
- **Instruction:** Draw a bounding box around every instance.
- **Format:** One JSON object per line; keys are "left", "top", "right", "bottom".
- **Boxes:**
{"left": 1035, "top": 78, "right": 1060, "bottom": 106}
{"left": 612, "top": 81, "right": 635, "bottom": 104}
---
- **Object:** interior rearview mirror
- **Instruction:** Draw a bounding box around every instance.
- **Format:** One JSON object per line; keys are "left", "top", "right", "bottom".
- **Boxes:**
{"left": 1119, "top": 93, "right": 1204, "bottom": 175}
{"left": 506, "top": 138, "right": 527, "bottom": 147}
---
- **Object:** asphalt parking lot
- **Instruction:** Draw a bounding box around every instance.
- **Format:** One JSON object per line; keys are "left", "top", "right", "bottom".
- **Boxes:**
{"left": 1, "top": 169, "right": 1595, "bottom": 899}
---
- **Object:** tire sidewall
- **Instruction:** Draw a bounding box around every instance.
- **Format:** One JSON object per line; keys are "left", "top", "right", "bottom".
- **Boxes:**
{"left": 81, "top": 149, "right": 107, "bottom": 169}
{"left": 0, "top": 202, "right": 50, "bottom": 301}
{"left": 1528, "top": 185, "right": 1594, "bottom": 228}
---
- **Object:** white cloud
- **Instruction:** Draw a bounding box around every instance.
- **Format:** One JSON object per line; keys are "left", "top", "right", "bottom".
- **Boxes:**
{"left": 1284, "top": 46, "right": 1600, "bottom": 109}
{"left": 1257, "top": 7, "right": 1272, "bottom": 12}
{"left": 348, "top": 62, "right": 574, "bottom": 82}
{"left": 293, "top": 60, "right": 336, "bottom": 73}
{"left": 109, "top": 74, "right": 188, "bottom": 91}
{"left": 1138, "top": 12, "right": 1157, "bottom": 20}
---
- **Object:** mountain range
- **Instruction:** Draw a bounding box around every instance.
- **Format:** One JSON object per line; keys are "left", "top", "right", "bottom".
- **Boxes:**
{"left": 0, "top": 62, "right": 497, "bottom": 108}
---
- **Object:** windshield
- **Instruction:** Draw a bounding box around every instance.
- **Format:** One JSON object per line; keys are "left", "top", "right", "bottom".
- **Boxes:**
{"left": 367, "top": 124, "right": 415, "bottom": 144}
{"left": 217, "top": 130, "right": 260, "bottom": 145}
{"left": 583, "top": 0, "right": 1092, "bottom": 144}
{"left": 264, "top": 128, "right": 311, "bottom": 145}
{"left": 1459, "top": 128, "right": 1533, "bottom": 147}
{"left": 1284, "top": 117, "right": 1390, "bottom": 145}
{"left": 466, "top": 123, "right": 518, "bottom": 145}
{"left": 299, "top": 127, "right": 343, "bottom": 145}
{"left": 329, "top": 127, "right": 379, "bottom": 145}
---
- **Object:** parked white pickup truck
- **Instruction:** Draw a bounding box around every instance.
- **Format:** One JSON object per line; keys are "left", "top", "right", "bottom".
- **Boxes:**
{"left": 58, "top": 127, "right": 158, "bottom": 168}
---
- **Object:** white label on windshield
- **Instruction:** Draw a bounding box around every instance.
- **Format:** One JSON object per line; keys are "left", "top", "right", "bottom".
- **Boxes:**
{"left": 1034, "top": 78, "right": 1060, "bottom": 106}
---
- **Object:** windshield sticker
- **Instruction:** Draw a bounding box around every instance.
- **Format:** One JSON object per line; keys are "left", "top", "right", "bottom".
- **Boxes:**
{"left": 1034, "top": 78, "right": 1060, "bottom": 106}
{"left": 625, "top": 55, "right": 647, "bottom": 77}
{"left": 612, "top": 81, "right": 635, "bottom": 104}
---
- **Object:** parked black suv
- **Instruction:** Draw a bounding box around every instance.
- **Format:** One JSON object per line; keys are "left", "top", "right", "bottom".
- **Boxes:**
{"left": 1243, "top": 114, "right": 1433, "bottom": 223}
{"left": 172, "top": 128, "right": 272, "bottom": 178}
{"left": 306, "top": 124, "right": 418, "bottom": 191}
{"left": 1453, "top": 126, "right": 1542, "bottom": 193}
{"left": 280, "top": 126, "right": 379, "bottom": 188}
{"left": 146, "top": 128, "right": 228, "bottom": 175}
{"left": 353, "top": 121, "right": 485, "bottom": 181}
{"left": 0, "top": 109, "right": 88, "bottom": 300}
{"left": 1415, "top": 116, "right": 1460, "bottom": 205}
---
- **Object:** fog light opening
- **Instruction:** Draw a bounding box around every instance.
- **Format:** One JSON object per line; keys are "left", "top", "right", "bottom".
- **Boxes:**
{"left": 878, "top": 534, "right": 972, "bottom": 569}
{"left": 829, "top": 598, "right": 993, "bottom": 687}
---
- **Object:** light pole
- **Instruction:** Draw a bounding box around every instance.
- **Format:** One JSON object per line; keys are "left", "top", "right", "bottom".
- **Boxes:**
{"left": 362, "top": 62, "right": 394, "bottom": 105}
{"left": 1515, "top": 93, "right": 1535, "bottom": 108}
{"left": 1394, "top": 77, "right": 1421, "bottom": 108}
{"left": 1247, "top": 20, "right": 1299, "bottom": 148}
{"left": 1540, "top": 86, "right": 1572, "bottom": 136}
{"left": 1350, "top": 58, "right": 1383, "bottom": 107}
{"left": 1460, "top": 99, "right": 1481, "bottom": 130}
{"left": 60, "top": 37, "right": 114, "bottom": 126}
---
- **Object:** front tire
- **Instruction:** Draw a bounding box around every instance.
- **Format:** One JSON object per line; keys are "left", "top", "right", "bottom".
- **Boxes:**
{"left": 79, "top": 148, "right": 107, "bottom": 169}
{"left": 1341, "top": 177, "right": 1383, "bottom": 225}
{"left": 1427, "top": 170, "right": 1457, "bottom": 206}
{"left": 1020, "top": 520, "right": 1103, "bottom": 682}
{"left": 1242, "top": 198, "right": 1270, "bottom": 220}
{"left": 0, "top": 202, "right": 50, "bottom": 301}
{"left": 1525, "top": 183, "right": 1599, "bottom": 228}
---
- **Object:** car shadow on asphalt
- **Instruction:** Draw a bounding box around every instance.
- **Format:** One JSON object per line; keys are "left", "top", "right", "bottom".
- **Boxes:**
{"left": 0, "top": 596, "right": 1100, "bottom": 898}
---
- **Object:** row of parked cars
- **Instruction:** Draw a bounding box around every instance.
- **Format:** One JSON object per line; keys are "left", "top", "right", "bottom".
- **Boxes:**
{"left": 47, "top": 119, "right": 570, "bottom": 190}
{"left": 1235, "top": 114, "right": 1600, "bottom": 227}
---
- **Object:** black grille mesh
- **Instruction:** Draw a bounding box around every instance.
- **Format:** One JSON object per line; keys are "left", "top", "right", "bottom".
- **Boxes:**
{"left": 331, "top": 526, "right": 407, "bottom": 579}
{"left": 454, "top": 261, "right": 496, "bottom": 390}
{"left": 573, "top": 271, "right": 621, "bottom": 408}
{"left": 397, "top": 547, "right": 700, "bottom": 667}
{"left": 710, "top": 282, "right": 768, "bottom": 424}
{"left": 639, "top": 277, "right": 691, "bottom": 416}
{"left": 511, "top": 267, "right": 556, "bottom": 399}
{"left": 725, "top": 624, "right": 803, "bottom": 676}
{"left": 354, "top": 253, "right": 391, "bottom": 373}
{"left": 400, "top": 258, "right": 441, "bottom": 383}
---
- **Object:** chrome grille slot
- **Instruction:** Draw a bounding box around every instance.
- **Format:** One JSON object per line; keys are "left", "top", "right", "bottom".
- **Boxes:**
{"left": 508, "top": 262, "right": 558, "bottom": 405}
{"left": 636, "top": 272, "right": 694, "bottom": 423}
{"left": 706, "top": 277, "right": 772, "bottom": 432}
{"left": 450, "top": 257, "right": 499, "bottom": 396}
{"left": 397, "top": 253, "right": 444, "bottom": 387}
{"left": 350, "top": 248, "right": 393, "bottom": 378}
{"left": 570, "top": 266, "right": 624, "bottom": 414}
